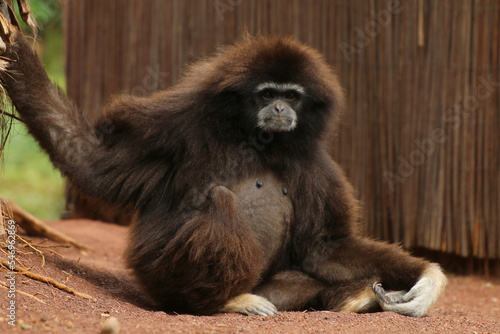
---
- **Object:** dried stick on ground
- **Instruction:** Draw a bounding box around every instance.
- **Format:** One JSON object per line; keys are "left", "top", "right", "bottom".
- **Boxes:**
{"left": 1, "top": 260, "right": 97, "bottom": 302}
{"left": 6, "top": 201, "right": 92, "bottom": 251}
{"left": 0, "top": 281, "right": 46, "bottom": 304}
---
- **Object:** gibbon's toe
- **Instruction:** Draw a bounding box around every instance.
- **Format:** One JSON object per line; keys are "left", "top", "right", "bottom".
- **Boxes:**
{"left": 220, "top": 293, "right": 278, "bottom": 316}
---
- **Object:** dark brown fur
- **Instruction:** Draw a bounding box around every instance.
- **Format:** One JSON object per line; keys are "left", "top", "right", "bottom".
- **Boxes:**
{"left": 1, "top": 32, "right": 441, "bottom": 315}
{"left": 63, "top": 181, "right": 133, "bottom": 225}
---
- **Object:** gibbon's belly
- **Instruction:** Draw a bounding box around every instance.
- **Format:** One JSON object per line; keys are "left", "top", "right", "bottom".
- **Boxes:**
{"left": 230, "top": 174, "right": 293, "bottom": 256}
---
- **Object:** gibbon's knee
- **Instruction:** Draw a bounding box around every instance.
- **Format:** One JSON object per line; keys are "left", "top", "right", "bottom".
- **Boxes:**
{"left": 128, "top": 187, "right": 265, "bottom": 314}
{"left": 130, "top": 221, "right": 265, "bottom": 314}
{"left": 205, "top": 185, "right": 240, "bottom": 215}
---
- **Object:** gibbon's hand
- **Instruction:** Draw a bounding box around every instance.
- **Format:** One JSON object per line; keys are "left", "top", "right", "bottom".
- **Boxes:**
{"left": 373, "top": 263, "right": 447, "bottom": 317}
{"left": 0, "top": 0, "right": 36, "bottom": 52}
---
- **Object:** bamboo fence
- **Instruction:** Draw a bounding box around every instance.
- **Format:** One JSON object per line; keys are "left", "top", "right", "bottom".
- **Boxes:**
{"left": 63, "top": 0, "right": 500, "bottom": 261}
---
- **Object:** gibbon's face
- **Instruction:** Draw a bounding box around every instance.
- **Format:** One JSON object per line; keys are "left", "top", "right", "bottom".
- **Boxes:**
{"left": 200, "top": 37, "right": 343, "bottom": 139}
{"left": 253, "top": 82, "right": 305, "bottom": 133}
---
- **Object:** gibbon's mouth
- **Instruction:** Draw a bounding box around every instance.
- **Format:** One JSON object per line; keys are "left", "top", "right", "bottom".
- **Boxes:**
{"left": 258, "top": 115, "right": 297, "bottom": 132}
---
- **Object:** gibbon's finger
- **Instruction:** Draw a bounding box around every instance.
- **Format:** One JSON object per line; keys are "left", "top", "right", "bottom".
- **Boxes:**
{"left": 0, "top": 17, "right": 8, "bottom": 52}
{"left": 0, "top": 0, "right": 23, "bottom": 30}
{"left": 0, "top": 1, "right": 13, "bottom": 52}
{"left": 377, "top": 291, "right": 435, "bottom": 317}
{"left": 0, "top": 2, "right": 9, "bottom": 23}
{"left": 373, "top": 284, "right": 408, "bottom": 304}
{"left": 372, "top": 282, "right": 391, "bottom": 305}
{"left": 16, "top": 0, "right": 36, "bottom": 32}
{"left": 246, "top": 302, "right": 279, "bottom": 316}
{"left": 383, "top": 290, "right": 408, "bottom": 303}
{"left": 0, "top": 0, "right": 36, "bottom": 39}
{"left": 0, "top": 0, "right": 27, "bottom": 54}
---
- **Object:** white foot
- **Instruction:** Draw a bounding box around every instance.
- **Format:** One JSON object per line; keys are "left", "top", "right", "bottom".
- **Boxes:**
{"left": 373, "top": 263, "right": 447, "bottom": 317}
{"left": 220, "top": 293, "right": 278, "bottom": 316}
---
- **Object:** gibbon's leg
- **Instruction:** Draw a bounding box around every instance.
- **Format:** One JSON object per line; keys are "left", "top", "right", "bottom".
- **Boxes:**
{"left": 253, "top": 271, "right": 381, "bottom": 313}
{"left": 300, "top": 236, "right": 447, "bottom": 317}
{"left": 126, "top": 185, "right": 277, "bottom": 316}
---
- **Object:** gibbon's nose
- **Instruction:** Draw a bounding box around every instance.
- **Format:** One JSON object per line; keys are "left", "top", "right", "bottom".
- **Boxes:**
{"left": 273, "top": 101, "right": 286, "bottom": 115}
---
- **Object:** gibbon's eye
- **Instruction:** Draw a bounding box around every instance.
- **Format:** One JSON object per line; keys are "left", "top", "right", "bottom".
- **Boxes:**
{"left": 262, "top": 91, "right": 273, "bottom": 99}
{"left": 286, "top": 92, "right": 297, "bottom": 101}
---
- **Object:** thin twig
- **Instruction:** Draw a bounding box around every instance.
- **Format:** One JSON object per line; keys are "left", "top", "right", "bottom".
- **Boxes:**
{"left": 17, "top": 234, "right": 45, "bottom": 266}
{"left": 48, "top": 249, "right": 66, "bottom": 259}
{"left": 1, "top": 110, "right": 23, "bottom": 122}
{"left": 1, "top": 260, "right": 97, "bottom": 302}
{"left": 0, "top": 247, "right": 27, "bottom": 269}
{"left": 33, "top": 291, "right": 49, "bottom": 300}
{"left": 30, "top": 243, "right": 71, "bottom": 249}
{"left": 7, "top": 201, "right": 93, "bottom": 251}
{"left": 0, "top": 281, "right": 46, "bottom": 304}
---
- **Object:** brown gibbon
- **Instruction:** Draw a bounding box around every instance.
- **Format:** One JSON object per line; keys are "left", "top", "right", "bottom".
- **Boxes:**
{"left": 0, "top": 26, "right": 446, "bottom": 316}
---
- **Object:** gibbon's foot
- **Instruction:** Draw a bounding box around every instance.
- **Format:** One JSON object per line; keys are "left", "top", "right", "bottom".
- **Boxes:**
{"left": 372, "top": 263, "right": 447, "bottom": 317}
{"left": 220, "top": 293, "right": 278, "bottom": 316}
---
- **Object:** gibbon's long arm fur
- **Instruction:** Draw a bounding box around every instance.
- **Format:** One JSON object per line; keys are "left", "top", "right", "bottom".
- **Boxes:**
{"left": 0, "top": 27, "right": 446, "bottom": 317}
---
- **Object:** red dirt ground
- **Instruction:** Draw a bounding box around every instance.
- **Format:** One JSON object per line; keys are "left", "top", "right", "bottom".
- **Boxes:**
{"left": 1, "top": 219, "right": 499, "bottom": 333}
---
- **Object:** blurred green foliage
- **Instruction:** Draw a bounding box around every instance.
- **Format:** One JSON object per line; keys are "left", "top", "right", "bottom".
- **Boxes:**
{"left": 26, "top": 0, "right": 61, "bottom": 26}
{"left": 1, "top": 0, "right": 66, "bottom": 220}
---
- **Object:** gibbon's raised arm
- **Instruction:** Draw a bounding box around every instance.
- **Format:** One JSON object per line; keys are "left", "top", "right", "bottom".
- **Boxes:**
{"left": 0, "top": 31, "right": 183, "bottom": 209}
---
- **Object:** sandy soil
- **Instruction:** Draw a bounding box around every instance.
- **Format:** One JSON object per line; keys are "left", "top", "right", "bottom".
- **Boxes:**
{"left": 1, "top": 219, "right": 499, "bottom": 333}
